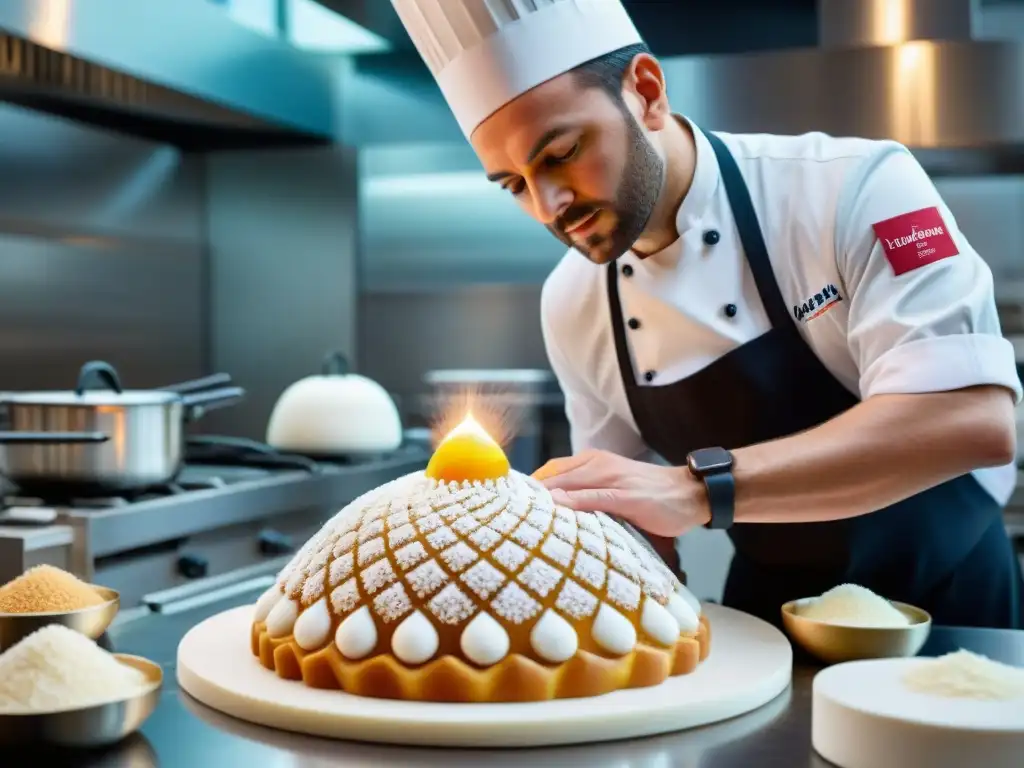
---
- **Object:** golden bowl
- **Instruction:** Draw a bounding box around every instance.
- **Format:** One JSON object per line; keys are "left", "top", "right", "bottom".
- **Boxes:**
{"left": 0, "top": 585, "right": 120, "bottom": 652}
{"left": 0, "top": 653, "right": 163, "bottom": 748}
{"left": 781, "top": 598, "right": 932, "bottom": 665}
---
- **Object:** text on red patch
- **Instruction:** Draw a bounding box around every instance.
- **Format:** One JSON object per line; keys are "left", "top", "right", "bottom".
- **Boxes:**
{"left": 872, "top": 207, "right": 958, "bottom": 276}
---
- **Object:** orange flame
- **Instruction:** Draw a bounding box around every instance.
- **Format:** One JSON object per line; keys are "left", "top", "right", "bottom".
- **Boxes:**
{"left": 427, "top": 384, "right": 520, "bottom": 451}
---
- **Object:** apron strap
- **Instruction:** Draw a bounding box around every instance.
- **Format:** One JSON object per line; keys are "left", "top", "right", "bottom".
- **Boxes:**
{"left": 606, "top": 253, "right": 684, "bottom": 579}
{"left": 606, "top": 261, "right": 644, "bottom": 407}
{"left": 703, "top": 130, "right": 793, "bottom": 330}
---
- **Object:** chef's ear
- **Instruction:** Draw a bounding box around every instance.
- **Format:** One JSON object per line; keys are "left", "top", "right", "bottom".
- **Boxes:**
{"left": 624, "top": 53, "right": 670, "bottom": 131}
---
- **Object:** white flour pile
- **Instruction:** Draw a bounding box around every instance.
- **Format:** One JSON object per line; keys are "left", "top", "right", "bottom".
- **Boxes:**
{"left": 0, "top": 624, "right": 150, "bottom": 713}
{"left": 903, "top": 649, "right": 1024, "bottom": 701}
{"left": 798, "top": 583, "right": 910, "bottom": 628}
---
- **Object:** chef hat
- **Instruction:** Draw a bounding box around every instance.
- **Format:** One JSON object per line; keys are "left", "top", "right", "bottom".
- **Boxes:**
{"left": 391, "top": 0, "right": 643, "bottom": 138}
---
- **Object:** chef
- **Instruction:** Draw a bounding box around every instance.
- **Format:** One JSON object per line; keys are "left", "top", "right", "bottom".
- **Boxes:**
{"left": 391, "top": 0, "right": 1024, "bottom": 629}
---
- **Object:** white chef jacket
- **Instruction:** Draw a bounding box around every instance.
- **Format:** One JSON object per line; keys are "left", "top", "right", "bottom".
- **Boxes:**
{"left": 541, "top": 118, "right": 1023, "bottom": 505}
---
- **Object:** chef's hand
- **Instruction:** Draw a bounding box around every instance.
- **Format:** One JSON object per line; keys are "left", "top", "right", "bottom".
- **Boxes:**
{"left": 532, "top": 450, "right": 710, "bottom": 537}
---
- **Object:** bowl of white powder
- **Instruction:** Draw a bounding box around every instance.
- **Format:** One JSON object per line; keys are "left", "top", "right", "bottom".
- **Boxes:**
{"left": 0, "top": 623, "right": 163, "bottom": 747}
{"left": 782, "top": 583, "right": 932, "bottom": 664}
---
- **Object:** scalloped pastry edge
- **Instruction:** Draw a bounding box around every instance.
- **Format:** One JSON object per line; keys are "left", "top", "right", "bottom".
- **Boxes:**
{"left": 251, "top": 614, "right": 711, "bottom": 702}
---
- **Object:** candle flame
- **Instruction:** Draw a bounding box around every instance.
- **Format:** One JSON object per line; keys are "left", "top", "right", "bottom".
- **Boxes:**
{"left": 428, "top": 385, "right": 518, "bottom": 452}
{"left": 440, "top": 411, "right": 488, "bottom": 443}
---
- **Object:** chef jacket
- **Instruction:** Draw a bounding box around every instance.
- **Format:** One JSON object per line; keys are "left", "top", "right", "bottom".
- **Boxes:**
{"left": 541, "top": 118, "right": 1023, "bottom": 506}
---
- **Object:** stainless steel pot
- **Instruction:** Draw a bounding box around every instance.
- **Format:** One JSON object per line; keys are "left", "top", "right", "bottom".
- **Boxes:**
{"left": 0, "top": 360, "right": 245, "bottom": 493}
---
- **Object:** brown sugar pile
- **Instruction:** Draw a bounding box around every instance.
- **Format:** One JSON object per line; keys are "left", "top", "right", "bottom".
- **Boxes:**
{"left": 0, "top": 565, "right": 106, "bottom": 614}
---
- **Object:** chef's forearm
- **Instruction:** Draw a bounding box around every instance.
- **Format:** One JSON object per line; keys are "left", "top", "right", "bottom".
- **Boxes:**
{"left": 730, "top": 386, "right": 1017, "bottom": 524}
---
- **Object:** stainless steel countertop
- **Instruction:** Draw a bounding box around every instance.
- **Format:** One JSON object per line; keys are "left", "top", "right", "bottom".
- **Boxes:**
{"left": 10, "top": 586, "right": 1024, "bottom": 767}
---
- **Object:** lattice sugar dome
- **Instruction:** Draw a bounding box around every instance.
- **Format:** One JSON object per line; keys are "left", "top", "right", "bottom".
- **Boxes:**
{"left": 251, "top": 470, "right": 710, "bottom": 702}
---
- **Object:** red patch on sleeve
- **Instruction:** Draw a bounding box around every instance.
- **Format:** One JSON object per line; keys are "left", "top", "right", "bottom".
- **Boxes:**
{"left": 871, "top": 207, "right": 959, "bottom": 276}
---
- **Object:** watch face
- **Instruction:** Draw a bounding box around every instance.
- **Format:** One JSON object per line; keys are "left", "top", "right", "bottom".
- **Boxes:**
{"left": 689, "top": 447, "right": 733, "bottom": 474}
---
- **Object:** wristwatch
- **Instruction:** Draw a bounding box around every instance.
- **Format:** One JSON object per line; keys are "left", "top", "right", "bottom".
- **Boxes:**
{"left": 686, "top": 447, "right": 735, "bottom": 530}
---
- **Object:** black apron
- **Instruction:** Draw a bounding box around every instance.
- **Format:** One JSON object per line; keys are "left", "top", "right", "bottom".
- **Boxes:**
{"left": 606, "top": 129, "right": 1024, "bottom": 630}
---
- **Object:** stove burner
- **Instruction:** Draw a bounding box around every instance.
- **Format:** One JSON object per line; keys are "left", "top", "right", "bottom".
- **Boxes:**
{"left": 0, "top": 436, "right": 423, "bottom": 513}
{"left": 185, "top": 435, "right": 321, "bottom": 472}
{"left": 184, "top": 435, "right": 412, "bottom": 470}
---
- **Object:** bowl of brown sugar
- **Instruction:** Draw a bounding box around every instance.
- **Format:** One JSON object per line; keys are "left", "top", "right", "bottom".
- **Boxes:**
{"left": 0, "top": 565, "right": 119, "bottom": 651}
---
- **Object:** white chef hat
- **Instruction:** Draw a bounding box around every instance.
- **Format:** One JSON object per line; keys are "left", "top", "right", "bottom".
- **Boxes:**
{"left": 391, "top": 0, "right": 643, "bottom": 138}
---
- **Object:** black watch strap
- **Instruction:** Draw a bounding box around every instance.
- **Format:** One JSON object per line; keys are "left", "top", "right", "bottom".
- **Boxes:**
{"left": 703, "top": 471, "right": 735, "bottom": 530}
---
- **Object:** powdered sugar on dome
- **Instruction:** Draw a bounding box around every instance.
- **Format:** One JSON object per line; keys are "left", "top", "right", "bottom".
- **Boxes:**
{"left": 360, "top": 558, "right": 396, "bottom": 595}
{"left": 607, "top": 570, "right": 642, "bottom": 612}
{"left": 258, "top": 469, "right": 692, "bottom": 670}
{"left": 428, "top": 583, "right": 476, "bottom": 625}
{"left": 406, "top": 559, "right": 448, "bottom": 598}
{"left": 451, "top": 515, "right": 481, "bottom": 535}
{"left": 388, "top": 523, "right": 417, "bottom": 548}
{"left": 492, "top": 582, "right": 541, "bottom": 625}
{"left": 373, "top": 583, "right": 413, "bottom": 624}
{"left": 492, "top": 540, "right": 530, "bottom": 572}
{"left": 555, "top": 579, "right": 599, "bottom": 620}
{"left": 440, "top": 541, "right": 478, "bottom": 573}
{"left": 300, "top": 567, "right": 326, "bottom": 605}
{"left": 573, "top": 550, "right": 607, "bottom": 590}
{"left": 577, "top": 529, "right": 606, "bottom": 559}
{"left": 394, "top": 541, "right": 428, "bottom": 572}
{"left": 468, "top": 525, "right": 502, "bottom": 551}
{"left": 386, "top": 509, "right": 411, "bottom": 529}
{"left": 518, "top": 558, "right": 562, "bottom": 599}
{"left": 329, "top": 579, "right": 360, "bottom": 616}
{"left": 357, "top": 537, "right": 386, "bottom": 567}
{"left": 460, "top": 560, "right": 506, "bottom": 600}
{"left": 328, "top": 552, "right": 353, "bottom": 587}
{"left": 541, "top": 534, "right": 575, "bottom": 568}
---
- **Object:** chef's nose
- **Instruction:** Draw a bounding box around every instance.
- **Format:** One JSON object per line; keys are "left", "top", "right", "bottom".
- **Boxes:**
{"left": 532, "top": 179, "right": 572, "bottom": 225}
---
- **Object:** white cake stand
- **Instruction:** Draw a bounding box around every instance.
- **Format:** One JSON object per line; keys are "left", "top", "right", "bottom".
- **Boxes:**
{"left": 177, "top": 603, "right": 792, "bottom": 748}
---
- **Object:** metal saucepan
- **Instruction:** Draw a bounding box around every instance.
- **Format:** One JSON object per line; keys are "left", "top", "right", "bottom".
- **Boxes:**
{"left": 0, "top": 360, "right": 245, "bottom": 493}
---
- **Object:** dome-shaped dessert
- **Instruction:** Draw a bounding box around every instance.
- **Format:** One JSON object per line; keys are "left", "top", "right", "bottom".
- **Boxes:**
{"left": 250, "top": 420, "right": 710, "bottom": 702}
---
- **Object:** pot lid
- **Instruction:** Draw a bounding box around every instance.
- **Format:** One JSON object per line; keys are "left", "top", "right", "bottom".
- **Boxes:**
{"left": 0, "top": 360, "right": 180, "bottom": 407}
{"left": 1, "top": 389, "right": 180, "bottom": 406}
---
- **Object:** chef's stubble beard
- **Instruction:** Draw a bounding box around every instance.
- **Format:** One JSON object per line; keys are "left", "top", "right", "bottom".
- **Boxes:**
{"left": 547, "top": 110, "right": 665, "bottom": 264}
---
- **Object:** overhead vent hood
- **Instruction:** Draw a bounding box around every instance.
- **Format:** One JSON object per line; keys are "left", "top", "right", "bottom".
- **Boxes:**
{"left": 340, "top": 0, "right": 1023, "bottom": 175}
{"left": 0, "top": 0, "right": 339, "bottom": 150}
{"left": 661, "top": 0, "right": 1024, "bottom": 175}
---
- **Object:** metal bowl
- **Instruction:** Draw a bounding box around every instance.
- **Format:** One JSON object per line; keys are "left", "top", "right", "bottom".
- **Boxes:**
{"left": 0, "top": 653, "right": 163, "bottom": 748}
{"left": 781, "top": 597, "right": 933, "bottom": 665}
{"left": 0, "top": 585, "right": 120, "bottom": 652}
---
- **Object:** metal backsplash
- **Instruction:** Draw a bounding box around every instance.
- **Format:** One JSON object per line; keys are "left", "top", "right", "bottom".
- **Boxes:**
{"left": 204, "top": 144, "right": 360, "bottom": 441}
{"left": 0, "top": 101, "right": 360, "bottom": 445}
{"left": 0, "top": 103, "right": 206, "bottom": 391}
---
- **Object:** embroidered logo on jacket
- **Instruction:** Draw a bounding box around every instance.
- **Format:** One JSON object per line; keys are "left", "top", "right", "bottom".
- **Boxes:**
{"left": 793, "top": 284, "right": 842, "bottom": 323}
{"left": 871, "top": 206, "right": 959, "bottom": 276}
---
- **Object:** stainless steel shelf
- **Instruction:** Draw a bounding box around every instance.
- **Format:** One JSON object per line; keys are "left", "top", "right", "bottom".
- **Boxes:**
{"left": 59, "top": 452, "right": 428, "bottom": 559}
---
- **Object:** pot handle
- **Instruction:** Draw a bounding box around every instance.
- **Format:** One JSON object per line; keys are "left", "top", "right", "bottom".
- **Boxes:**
{"left": 161, "top": 373, "right": 233, "bottom": 394}
{"left": 321, "top": 352, "right": 350, "bottom": 376}
{"left": 75, "top": 361, "right": 123, "bottom": 396}
{"left": 0, "top": 431, "right": 109, "bottom": 444}
{"left": 181, "top": 386, "right": 246, "bottom": 421}
{"left": 187, "top": 434, "right": 277, "bottom": 455}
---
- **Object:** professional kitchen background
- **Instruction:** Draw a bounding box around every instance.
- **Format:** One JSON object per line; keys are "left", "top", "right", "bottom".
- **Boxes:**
{"left": 0, "top": 0, "right": 1022, "bottom": 603}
